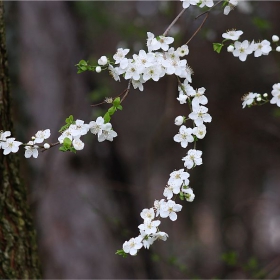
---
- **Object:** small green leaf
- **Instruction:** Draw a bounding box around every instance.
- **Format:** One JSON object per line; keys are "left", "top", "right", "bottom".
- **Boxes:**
{"left": 213, "top": 43, "right": 224, "bottom": 53}
{"left": 117, "top": 105, "right": 123, "bottom": 110}
{"left": 115, "top": 249, "right": 128, "bottom": 258}
{"left": 104, "top": 112, "right": 111, "bottom": 123}
{"left": 59, "top": 146, "right": 67, "bottom": 152}
{"left": 63, "top": 137, "right": 72, "bottom": 148}
{"left": 66, "top": 115, "right": 74, "bottom": 124}
{"left": 108, "top": 106, "right": 116, "bottom": 115}
{"left": 79, "top": 60, "right": 87, "bottom": 66}
{"left": 113, "top": 97, "right": 121, "bottom": 107}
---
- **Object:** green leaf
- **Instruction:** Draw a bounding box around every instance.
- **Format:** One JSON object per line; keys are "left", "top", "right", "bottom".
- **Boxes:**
{"left": 115, "top": 249, "right": 128, "bottom": 258}
{"left": 79, "top": 60, "right": 88, "bottom": 66}
{"left": 104, "top": 112, "right": 111, "bottom": 123}
{"left": 66, "top": 115, "right": 74, "bottom": 124}
{"left": 213, "top": 43, "right": 224, "bottom": 54}
{"left": 63, "top": 137, "right": 72, "bottom": 148}
{"left": 59, "top": 146, "right": 67, "bottom": 152}
{"left": 117, "top": 105, "right": 123, "bottom": 110}
{"left": 108, "top": 106, "right": 116, "bottom": 115}
{"left": 113, "top": 97, "right": 121, "bottom": 107}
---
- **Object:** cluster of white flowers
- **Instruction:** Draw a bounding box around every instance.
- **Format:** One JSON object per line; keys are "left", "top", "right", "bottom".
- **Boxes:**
{"left": 221, "top": 30, "right": 280, "bottom": 109}
{"left": 180, "top": 0, "right": 238, "bottom": 15}
{"left": 0, "top": 129, "right": 51, "bottom": 158}
{"left": 120, "top": 28, "right": 212, "bottom": 255}
{"left": 0, "top": 117, "right": 117, "bottom": 158}
{"left": 97, "top": 32, "right": 193, "bottom": 92}
{"left": 242, "top": 83, "right": 280, "bottom": 109}
{"left": 223, "top": 30, "right": 275, "bottom": 62}
{"left": 58, "top": 117, "right": 117, "bottom": 151}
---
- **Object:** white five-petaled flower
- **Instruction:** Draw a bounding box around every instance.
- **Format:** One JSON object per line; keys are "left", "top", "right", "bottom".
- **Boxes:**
{"left": 191, "top": 87, "right": 208, "bottom": 109}
{"left": 34, "top": 129, "right": 50, "bottom": 144}
{"left": 198, "top": 0, "right": 214, "bottom": 8}
{"left": 159, "top": 200, "right": 183, "bottom": 221}
{"left": 24, "top": 141, "right": 39, "bottom": 158}
{"left": 163, "top": 184, "right": 180, "bottom": 200}
{"left": 192, "top": 124, "right": 207, "bottom": 139}
{"left": 177, "top": 92, "right": 188, "bottom": 104}
{"left": 182, "top": 149, "right": 203, "bottom": 169}
{"left": 72, "top": 138, "right": 85, "bottom": 150}
{"left": 253, "top": 40, "right": 272, "bottom": 57}
{"left": 2, "top": 138, "right": 22, "bottom": 155}
{"left": 176, "top": 45, "right": 189, "bottom": 57}
{"left": 173, "top": 125, "right": 194, "bottom": 148}
{"left": 69, "top": 120, "right": 89, "bottom": 137}
{"left": 189, "top": 105, "right": 212, "bottom": 126}
{"left": 270, "top": 83, "right": 280, "bottom": 107}
{"left": 222, "top": 29, "right": 243, "bottom": 41}
{"left": 0, "top": 131, "right": 11, "bottom": 149}
{"left": 241, "top": 92, "right": 258, "bottom": 108}
{"left": 113, "top": 48, "right": 130, "bottom": 64}
{"left": 232, "top": 40, "right": 253, "bottom": 62}
{"left": 123, "top": 236, "right": 143, "bottom": 256}
{"left": 138, "top": 219, "right": 161, "bottom": 235}
{"left": 180, "top": 0, "right": 199, "bottom": 9}
{"left": 168, "top": 169, "right": 190, "bottom": 188}
{"left": 89, "top": 117, "right": 105, "bottom": 136}
{"left": 140, "top": 208, "right": 155, "bottom": 220}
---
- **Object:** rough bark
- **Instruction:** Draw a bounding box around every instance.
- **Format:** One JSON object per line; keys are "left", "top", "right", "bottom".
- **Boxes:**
{"left": 0, "top": 2, "right": 41, "bottom": 278}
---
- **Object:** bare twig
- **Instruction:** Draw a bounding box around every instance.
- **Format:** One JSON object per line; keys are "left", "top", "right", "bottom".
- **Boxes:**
{"left": 163, "top": 8, "right": 187, "bottom": 36}
{"left": 185, "top": 13, "right": 209, "bottom": 45}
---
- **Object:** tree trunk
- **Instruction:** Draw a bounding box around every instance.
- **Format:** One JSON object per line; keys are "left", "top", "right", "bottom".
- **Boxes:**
{"left": 0, "top": 1, "right": 41, "bottom": 278}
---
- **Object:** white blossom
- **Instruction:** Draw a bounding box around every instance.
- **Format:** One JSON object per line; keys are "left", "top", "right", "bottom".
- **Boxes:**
{"left": 189, "top": 105, "right": 212, "bottom": 126}
{"left": 242, "top": 92, "right": 258, "bottom": 108}
{"left": 0, "top": 131, "right": 11, "bottom": 149}
{"left": 173, "top": 125, "right": 194, "bottom": 148}
{"left": 2, "top": 138, "right": 22, "bottom": 155}
{"left": 232, "top": 40, "right": 253, "bottom": 62}
{"left": 253, "top": 40, "right": 272, "bottom": 57}
{"left": 24, "top": 141, "right": 39, "bottom": 158}
{"left": 168, "top": 169, "right": 190, "bottom": 188}
{"left": 192, "top": 124, "right": 207, "bottom": 139}
{"left": 138, "top": 219, "right": 161, "bottom": 235}
{"left": 140, "top": 208, "right": 155, "bottom": 220}
{"left": 270, "top": 83, "right": 280, "bottom": 107}
{"left": 222, "top": 29, "right": 243, "bottom": 41}
{"left": 182, "top": 149, "right": 203, "bottom": 169}
{"left": 123, "top": 236, "right": 143, "bottom": 256}
{"left": 72, "top": 138, "right": 85, "bottom": 150}
{"left": 34, "top": 129, "right": 50, "bottom": 144}
{"left": 159, "top": 200, "right": 182, "bottom": 221}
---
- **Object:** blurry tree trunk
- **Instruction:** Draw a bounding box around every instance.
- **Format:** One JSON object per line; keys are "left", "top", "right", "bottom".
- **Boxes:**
{"left": 0, "top": 2, "right": 41, "bottom": 278}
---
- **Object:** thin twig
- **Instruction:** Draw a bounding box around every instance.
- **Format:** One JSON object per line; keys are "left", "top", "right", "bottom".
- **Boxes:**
{"left": 120, "top": 79, "right": 132, "bottom": 103}
{"left": 195, "top": 0, "right": 224, "bottom": 19}
{"left": 163, "top": 8, "right": 187, "bottom": 36}
{"left": 185, "top": 13, "right": 209, "bottom": 45}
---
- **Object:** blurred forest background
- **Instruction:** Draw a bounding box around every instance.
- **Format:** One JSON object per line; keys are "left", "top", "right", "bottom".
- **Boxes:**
{"left": 3, "top": 1, "right": 280, "bottom": 278}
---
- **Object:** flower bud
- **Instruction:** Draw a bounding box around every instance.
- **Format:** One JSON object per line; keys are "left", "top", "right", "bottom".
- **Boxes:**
{"left": 272, "top": 35, "right": 279, "bottom": 42}
{"left": 263, "top": 93, "right": 268, "bottom": 98}
{"left": 276, "top": 46, "right": 280, "bottom": 52}
{"left": 175, "top": 116, "right": 184, "bottom": 126}
{"left": 44, "top": 143, "right": 50, "bottom": 149}
{"left": 257, "top": 97, "right": 261, "bottom": 102}
{"left": 98, "top": 56, "right": 108, "bottom": 66}
{"left": 95, "top": 66, "right": 102, "bottom": 73}
{"left": 31, "top": 136, "right": 35, "bottom": 140}
{"left": 227, "top": 45, "right": 234, "bottom": 52}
